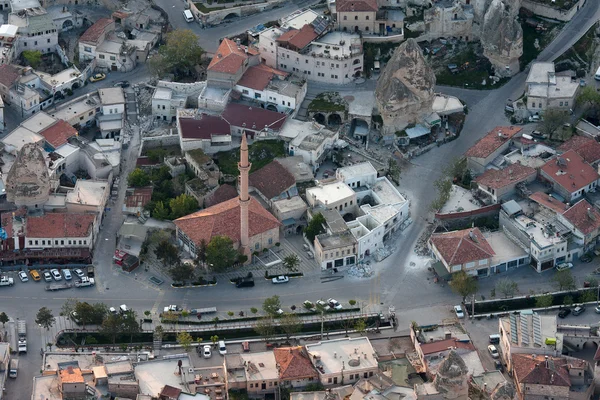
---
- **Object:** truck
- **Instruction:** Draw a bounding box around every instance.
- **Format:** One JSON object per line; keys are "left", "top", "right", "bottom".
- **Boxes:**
{"left": 87, "top": 265, "right": 95, "bottom": 278}
{"left": 17, "top": 320, "right": 26, "bottom": 353}
{"left": 9, "top": 359, "right": 18, "bottom": 378}
{"left": 0, "top": 275, "right": 14, "bottom": 286}
{"left": 45, "top": 283, "right": 73, "bottom": 291}
{"left": 75, "top": 277, "right": 95, "bottom": 288}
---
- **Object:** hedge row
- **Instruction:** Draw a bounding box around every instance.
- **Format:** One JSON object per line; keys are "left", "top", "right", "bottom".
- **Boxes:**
{"left": 474, "top": 288, "right": 597, "bottom": 314}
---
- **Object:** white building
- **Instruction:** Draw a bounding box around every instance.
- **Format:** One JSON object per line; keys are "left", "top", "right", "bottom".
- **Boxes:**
{"left": 36, "top": 67, "right": 83, "bottom": 96}
{"left": 0, "top": 24, "right": 18, "bottom": 64}
{"left": 9, "top": 7, "right": 58, "bottom": 56}
{"left": 306, "top": 180, "right": 357, "bottom": 216}
{"left": 97, "top": 87, "right": 125, "bottom": 139}
{"left": 78, "top": 18, "right": 136, "bottom": 73}
{"left": 526, "top": 62, "right": 579, "bottom": 114}
{"left": 24, "top": 212, "right": 97, "bottom": 250}
{"left": 280, "top": 120, "right": 339, "bottom": 171}
{"left": 259, "top": 27, "right": 364, "bottom": 84}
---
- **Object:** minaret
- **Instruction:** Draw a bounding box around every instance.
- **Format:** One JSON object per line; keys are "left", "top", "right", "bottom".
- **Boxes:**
{"left": 238, "top": 133, "right": 251, "bottom": 260}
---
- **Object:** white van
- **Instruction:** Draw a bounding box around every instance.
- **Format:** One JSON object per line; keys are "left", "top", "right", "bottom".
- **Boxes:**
{"left": 595, "top": 66, "right": 600, "bottom": 81}
{"left": 218, "top": 340, "right": 227, "bottom": 355}
{"left": 183, "top": 9, "right": 194, "bottom": 22}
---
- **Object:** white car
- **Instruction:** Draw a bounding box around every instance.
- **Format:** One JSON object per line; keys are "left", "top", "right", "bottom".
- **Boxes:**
{"left": 50, "top": 269, "right": 62, "bottom": 281}
{"left": 74, "top": 268, "right": 85, "bottom": 278}
{"left": 203, "top": 345, "right": 212, "bottom": 358}
{"left": 454, "top": 305, "right": 465, "bottom": 319}
{"left": 18, "top": 271, "right": 28, "bottom": 282}
{"left": 316, "top": 300, "right": 331, "bottom": 311}
{"left": 43, "top": 271, "right": 52, "bottom": 282}
{"left": 556, "top": 262, "right": 573, "bottom": 271}
{"left": 327, "top": 298, "right": 343, "bottom": 310}
{"left": 272, "top": 276, "right": 289, "bottom": 284}
{"left": 218, "top": 340, "right": 227, "bottom": 355}
{"left": 63, "top": 269, "right": 72, "bottom": 280}
{"left": 488, "top": 345, "right": 499, "bottom": 358}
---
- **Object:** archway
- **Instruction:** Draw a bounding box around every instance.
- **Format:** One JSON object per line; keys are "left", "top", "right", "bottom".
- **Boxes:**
{"left": 354, "top": 70, "right": 362, "bottom": 78}
{"left": 266, "top": 104, "right": 278, "bottom": 112}
{"left": 327, "top": 113, "right": 342, "bottom": 127}
{"left": 352, "top": 118, "right": 369, "bottom": 136}
{"left": 72, "top": 82, "right": 80, "bottom": 90}
{"left": 62, "top": 20, "right": 73, "bottom": 30}
{"left": 353, "top": 59, "right": 360, "bottom": 65}
{"left": 223, "top": 12, "right": 238, "bottom": 20}
{"left": 314, "top": 113, "right": 326, "bottom": 124}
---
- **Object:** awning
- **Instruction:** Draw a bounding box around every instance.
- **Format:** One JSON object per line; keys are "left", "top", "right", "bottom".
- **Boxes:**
{"left": 432, "top": 261, "right": 451, "bottom": 280}
{"left": 282, "top": 218, "right": 296, "bottom": 226}
{"left": 405, "top": 124, "right": 431, "bottom": 139}
{"left": 501, "top": 200, "right": 522, "bottom": 216}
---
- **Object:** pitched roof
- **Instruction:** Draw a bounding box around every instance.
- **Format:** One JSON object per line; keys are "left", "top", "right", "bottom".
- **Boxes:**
{"left": 557, "top": 135, "right": 600, "bottom": 165}
{"left": 222, "top": 103, "right": 288, "bottom": 132}
{"left": 512, "top": 354, "right": 571, "bottom": 387}
{"left": 418, "top": 338, "right": 476, "bottom": 355}
{"left": 336, "top": 0, "right": 378, "bottom": 12}
{"left": 541, "top": 149, "right": 599, "bottom": 193}
{"left": 174, "top": 197, "right": 280, "bottom": 246}
{"left": 276, "top": 25, "right": 318, "bottom": 50}
{"left": 39, "top": 120, "right": 78, "bottom": 149}
{"left": 179, "top": 114, "right": 231, "bottom": 140}
{"left": 561, "top": 199, "right": 600, "bottom": 235}
{"left": 125, "top": 186, "right": 153, "bottom": 209}
{"left": 249, "top": 160, "right": 296, "bottom": 200}
{"left": 59, "top": 366, "right": 84, "bottom": 383}
{"left": 475, "top": 163, "right": 536, "bottom": 189}
{"left": 429, "top": 228, "right": 495, "bottom": 266}
{"left": 26, "top": 213, "right": 95, "bottom": 238}
{"left": 274, "top": 347, "right": 318, "bottom": 380}
{"left": 208, "top": 38, "right": 258, "bottom": 74}
{"left": 204, "top": 184, "right": 238, "bottom": 208}
{"left": 465, "top": 126, "right": 522, "bottom": 159}
{"left": 528, "top": 192, "right": 568, "bottom": 214}
{"left": 0, "top": 64, "right": 20, "bottom": 88}
{"left": 237, "top": 64, "right": 288, "bottom": 91}
{"left": 79, "top": 18, "right": 113, "bottom": 44}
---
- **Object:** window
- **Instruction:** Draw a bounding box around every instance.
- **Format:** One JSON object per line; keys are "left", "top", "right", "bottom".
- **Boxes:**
{"left": 55, "top": 240, "right": 58, "bottom": 245}
{"left": 355, "top": 16, "right": 358, "bottom": 20}
{"left": 61, "top": 240, "right": 64, "bottom": 245}
{"left": 539, "top": 103, "right": 542, "bottom": 108}
{"left": 364, "top": 372, "right": 368, "bottom": 378}
{"left": 84, "top": 46, "right": 91, "bottom": 52}
{"left": 565, "top": 101, "right": 569, "bottom": 106}
{"left": 328, "top": 378, "right": 332, "bottom": 383}
{"left": 42, "top": 240, "right": 46, "bottom": 245}
{"left": 34, "top": 41, "right": 38, "bottom": 45}
{"left": 88, "top": 111, "right": 93, "bottom": 116}
{"left": 531, "top": 102, "right": 535, "bottom": 108}
{"left": 28, "top": 240, "right": 32, "bottom": 246}
{"left": 365, "top": 27, "right": 369, "bottom": 31}
{"left": 250, "top": 384, "right": 253, "bottom": 388}
{"left": 47, "top": 38, "right": 50, "bottom": 43}
{"left": 343, "top": 15, "right": 347, "bottom": 20}
{"left": 79, "top": 240, "right": 82, "bottom": 245}
{"left": 24, "top": 41, "right": 27, "bottom": 47}
{"left": 366, "top": 15, "right": 369, "bottom": 20}
{"left": 242, "top": 89, "right": 249, "bottom": 95}
{"left": 255, "top": 243, "right": 259, "bottom": 250}
{"left": 268, "top": 238, "right": 273, "bottom": 244}
{"left": 79, "top": 116, "right": 84, "bottom": 120}
{"left": 559, "top": 101, "right": 563, "bottom": 106}
{"left": 110, "top": 56, "right": 116, "bottom": 61}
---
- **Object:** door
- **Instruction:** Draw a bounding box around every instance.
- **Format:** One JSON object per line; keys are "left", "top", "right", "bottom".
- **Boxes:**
{"left": 261, "top": 383, "right": 266, "bottom": 390}
{"left": 111, "top": 65, "right": 117, "bottom": 71}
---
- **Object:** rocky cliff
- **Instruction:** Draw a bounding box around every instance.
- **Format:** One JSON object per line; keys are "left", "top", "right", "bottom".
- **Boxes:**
{"left": 6, "top": 143, "right": 50, "bottom": 208}
{"left": 480, "top": 0, "right": 523, "bottom": 77}
{"left": 375, "top": 38, "right": 436, "bottom": 133}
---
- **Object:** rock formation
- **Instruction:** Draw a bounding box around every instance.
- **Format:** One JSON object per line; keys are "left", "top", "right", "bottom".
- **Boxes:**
{"left": 6, "top": 143, "right": 50, "bottom": 208}
{"left": 490, "top": 381, "right": 516, "bottom": 400}
{"left": 480, "top": 0, "right": 523, "bottom": 77}
{"left": 432, "top": 350, "right": 469, "bottom": 400}
{"left": 375, "top": 38, "right": 436, "bottom": 134}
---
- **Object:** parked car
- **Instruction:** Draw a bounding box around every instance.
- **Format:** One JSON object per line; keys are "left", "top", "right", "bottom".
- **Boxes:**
{"left": 235, "top": 279, "right": 254, "bottom": 288}
{"left": 43, "top": 271, "right": 52, "bottom": 282}
{"left": 89, "top": 73, "right": 106, "bottom": 82}
{"left": 218, "top": 340, "right": 227, "bottom": 355}
{"left": 50, "top": 269, "right": 62, "bottom": 281}
{"left": 202, "top": 345, "right": 212, "bottom": 359}
{"left": 113, "top": 80, "right": 130, "bottom": 88}
{"left": 316, "top": 300, "right": 331, "bottom": 311}
{"left": 74, "top": 268, "right": 85, "bottom": 278}
{"left": 558, "top": 307, "right": 571, "bottom": 318}
{"left": 494, "top": 360, "right": 504, "bottom": 372}
{"left": 29, "top": 270, "right": 41, "bottom": 281}
{"left": 63, "top": 269, "right": 72, "bottom": 280}
{"left": 327, "top": 298, "right": 343, "bottom": 310}
{"left": 580, "top": 253, "right": 594, "bottom": 263}
{"left": 573, "top": 305, "right": 586, "bottom": 316}
{"left": 488, "top": 345, "right": 499, "bottom": 358}
{"left": 454, "top": 305, "right": 465, "bottom": 319}
{"left": 272, "top": 276, "right": 289, "bottom": 284}
{"left": 303, "top": 300, "right": 315, "bottom": 309}
{"left": 18, "top": 271, "right": 28, "bottom": 282}
{"left": 595, "top": 304, "right": 600, "bottom": 314}
{"left": 556, "top": 262, "right": 573, "bottom": 271}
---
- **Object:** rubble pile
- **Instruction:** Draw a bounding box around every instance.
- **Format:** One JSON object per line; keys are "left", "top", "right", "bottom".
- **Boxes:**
{"left": 348, "top": 263, "right": 374, "bottom": 278}
{"left": 374, "top": 247, "right": 392, "bottom": 262}
{"left": 137, "top": 86, "right": 154, "bottom": 116}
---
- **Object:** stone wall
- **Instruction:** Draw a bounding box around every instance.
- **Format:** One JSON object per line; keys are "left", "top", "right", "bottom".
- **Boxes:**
{"left": 189, "top": 0, "right": 287, "bottom": 27}
{"left": 521, "top": 0, "right": 586, "bottom": 22}
{"left": 141, "top": 133, "right": 181, "bottom": 149}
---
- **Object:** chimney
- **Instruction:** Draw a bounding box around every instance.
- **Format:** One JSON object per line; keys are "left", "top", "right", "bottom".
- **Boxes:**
{"left": 545, "top": 355, "right": 549, "bottom": 368}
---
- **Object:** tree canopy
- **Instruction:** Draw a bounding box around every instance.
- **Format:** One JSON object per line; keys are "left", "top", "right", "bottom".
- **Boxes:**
{"left": 305, "top": 213, "right": 326, "bottom": 242}
{"left": 128, "top": 168, "right": 150, "bottom": 187}
{"left": 169, "top": 194, "right": 198, "bottom": 219}
{"left": 263, "top": 295, "right": 282, "bottom": 316}
{"left": 36, "top": 307, "right": 56, "bottom": 330}
{"left": 206, "top": 235, "right": 239, "bottom": 271}
{"left": 449, "top": 270, "right": 478, "bottom": 302}
{"left": 150, "top": 30, "right": 204, "bottom": 78}
{"left": 22, "top": 50, "right": 42, "bottom": 69}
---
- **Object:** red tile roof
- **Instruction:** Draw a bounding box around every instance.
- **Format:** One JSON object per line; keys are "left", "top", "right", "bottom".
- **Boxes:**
{"left": 136, "top": 156, "right": 160, "bottom": 167}
{"left": 274, "top": 347, "right": 318, "bottom": 380}
{"left": 561, "top": 199, "right": 600, "bottom": 236}
{"left": 174, "top": 197, "right": 280, "bottom": 246}
{"left": 429, "top": 228, "right": 495, "bottom": 266}
{"left": 222, "top": 103, "right": 288, "bottom": 132}
{"left": 205, "top": 184, "right": 238, "bottom": 208}
{"left": 39, "top": 120, "right": 78, "bottom": 149}
{"left": 208, "top": 38, "right": 257, "bottom": 74}
{"left": 249, "top": 160, "right": 296, "bottom": 200}
{"left": 512, "top": 354, "right": 571, "bottom": 387}
{"left": 160, "top": 385, "right": 182, "bottom": 399}
{"left": 475, "top": 163, "right": 536, "bottom": 190}
{"left": 277, "top": 25, "right": 318, "bottom": 50}
{"left": 125, "top": 186, "right": 153, "bottom": 209}
{"left": 541, "top": 149, "right": 599, "bottom": 194}
{"left": 465, "top": 126, "right": 522, "bottom": 159}
{"left": 237, "top": 64, "right": 288, "bottom": 91}
{"left": 558, "top": 135, "right": 600, "bottom": 165}
{"left": 529, "top": 192, "right": 568, "bottom": 214}
{"left": 26, "top": 213, "right": 95, "bottom": 238}
{"left": 419, "top": 338, "right": 475, "bottom": 355}
{"left": 0, "top": 64, "right": 20, "bottom": 88}
{"left": 79, "top": 18, "right": 114, "bottom": 44}
{"left": 336, "top": 0, "right": 378, "bottom": 12}
{"left": 179, "top": 114, "right": 231, "bottom": 140}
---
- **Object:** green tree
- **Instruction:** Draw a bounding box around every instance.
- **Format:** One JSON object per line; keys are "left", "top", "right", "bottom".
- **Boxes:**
{"left": 149, "top": 29, "right": 205, "bottom": 78}
{"left": 580, "top": 290, "right": 596, "bottom": 303}
{"left": 576, "top": 85, "right": 600, "bottom": 108}
{"left": 153, "top": 201, "right": 170, "bottom": 220}
{"left": 169, "top": 194, "right": 199, "bottom": 219}
{"left": 90, "top": 303, "right": 109, "bottom": 325}
{"left": 154, "top": 325, "right": 164, "bottom": 340}
{"left": 552, "top": 270, "right": 577, "bottom": 291}
{"left": 101, "top": 313, "right": 124, "bottom": 344}
{"left": 250, "top": 307, "right": 258, "bottom": 314}
{"left": 254, "top": 316, "right": 275, "bottom": 342}
{"left": 197, "top": 239, "right": 208, "bottom": 265}
{"left": 170, "top": 262, "right": 195, "bottom": 283}
{"left": 155, "top": 240, "right": 180, "bottom": 265}
{"left": 563, "top": 295, "right": 574, "bottom": 306}
{"left": 305, "top": 213, "right": 326, "bottom": 242}
{"left": 61, "top": 298, "right": 79, "bottom": 322}
{"left": 430, "top": 177, "right": 453, "bottom": 211}
{"left": 354, "top": 318, "right": 367, "bottom": 335}
{"left": 280, "top": 313, "right": 302, "bottom": 340}
{"left": 177, "top": 331, "right": 194, "bottom": 352}
{"left": 206, "top": 235, "right": 239, "bottom": 271}
{"left": 128, "top": 168, "right": 150, "bottom": 187}
{"left": 210, "top": 335, "right": 219, "bottom": 346}
{"left": 36, "top": 307, "right": 56, "bottom": 330}
{"left": 263, "top": 295, "right": 282, "bottom": 316}
{"left": 22, "top": 50, "right": 42, "bottom": 69}
{"left": 73, "top": 301, "right": 96, "bottom": 328}
{"left": 122, "top": 311, "right": 140, "bottom": 343}
{"left": 283, "top": 254, "right": 300, "bottom": 271}
{"left": 449, "top": 270, "right": 478, "bottom": 302}
{"left": 540, "top": 108, "right": 569, "bottom": 138}
{"left": 0, "top": 312, "right": 8, "bottom": 327}
{"left": 585, "top": 275, "right": 599, "bottom": 287}
{"left": 535, "top": 294, "right": 553, "bottom": 309}
{"left": 495, "top": 278, "right": 519, "bottom": 298}
{"left": 446, "top": 157, "right": 469, "bottom": 185}
{"left": 387, "top": 158, "right": 401, "bottom": 184}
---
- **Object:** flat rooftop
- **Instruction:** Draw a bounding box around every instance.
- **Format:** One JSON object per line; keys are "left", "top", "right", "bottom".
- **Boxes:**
{"left": 20, "top": 111, "right": 57, "bottom": 133}
{"left": 32, "top": 374, "right": 63, "bottom": 400}
{"left": 65, "top": 180, "right": 108, "bottom": 207}
{"left": 97, "top": 39, "right": 123, "bottom": 54}
{"left": 135, "top": 357, "right": 191, "bottom": 396}
{"left": 439, "top": 185, "right": 480, "bottom": 214}
{"left": 272, "top": 195, "right": 307, "bottom": 215}
{"left": 44, "top": 353, "right": 97, "bottom": 370}
{"left": 317, "top": 230, "right": 356, "bottom": 249}
{"left": 38, "top": 67, "right": 81, "bottom": 87}
{"left": 360, "top": 204, "right": 399, "bottom": 226}
{"left": 347, "top": 91, "right": 375, "bottom": 117}
{"left": 484, "top": 230, "right": 528, "bottom": 265}
{"left": 154, "top": 87, "right": 172, "bottom": 100}
{"left": 275, "top": 156, "right": 314, "bottom": 182}
{"left": 2, "top": 126, "right": 44, "bottom": 153}
{"left": 309, "top": 32, "right": 362, "bottom": 58}
{"left": 371, "top": 177, "right": 406, "bottom": 206}
{"left": 337, "top": 162, "right": 376, "bottom": 181}
{"left": 280, "top": 9, "right": 320, "bottom": 29}
{"left": 306, "top": 337, "right": 377, "bottom": 374}
{"left": 240, "top": 351, "right": 278, "bottom": 381}
{"left": 307, "top": 180, "right": 355, "bottom": 205}
{"left": 514, "top": 214, "right": 566, "bottom": 248}
{"left": 49, "top": 93, "right": 101, "bottom": 121}
{"left": 99, "top": 87, "right": 125, "bottom": 105}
